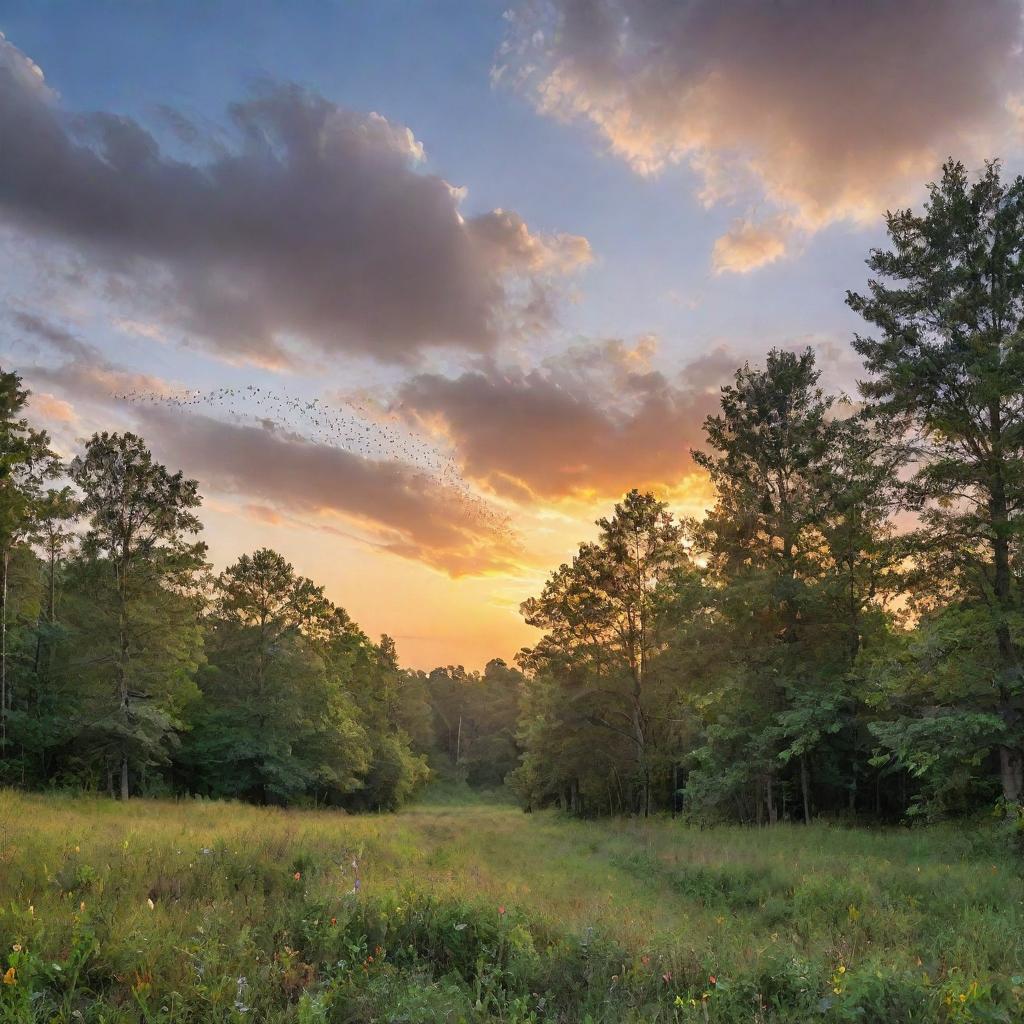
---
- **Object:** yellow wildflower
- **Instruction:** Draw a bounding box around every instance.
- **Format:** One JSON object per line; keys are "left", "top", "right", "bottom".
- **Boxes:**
{"left": 2, "top": 967, "right": 15, "bottom": 986}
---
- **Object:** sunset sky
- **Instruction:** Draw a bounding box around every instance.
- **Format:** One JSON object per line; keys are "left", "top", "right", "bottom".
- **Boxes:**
{"left": 3, "top": 0, "right": 1024, "bottom": 669}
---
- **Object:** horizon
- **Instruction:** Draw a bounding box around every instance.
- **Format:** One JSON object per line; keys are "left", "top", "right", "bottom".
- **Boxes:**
{"left": 3, "top": 0, "right": 1024, "bottom": 670}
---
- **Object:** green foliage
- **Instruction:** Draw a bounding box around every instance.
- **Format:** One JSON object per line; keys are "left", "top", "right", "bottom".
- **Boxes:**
{"left": 849, "top": 158, "right": 1024, "bottom": 803}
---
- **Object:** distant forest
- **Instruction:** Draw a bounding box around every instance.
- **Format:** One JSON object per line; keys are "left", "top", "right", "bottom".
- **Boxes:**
{"left": 2, "top": 160, "right": 1024, "bottom": 826}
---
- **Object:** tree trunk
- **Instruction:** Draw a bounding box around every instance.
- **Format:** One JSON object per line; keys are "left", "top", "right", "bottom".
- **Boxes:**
{"left": 988, "top": 420, "right": 1023, "bottom": 804}
{"left": 1000, "top": 745, "right": 1023, "bottom": 804}
{"left": 0, "top": 546, "right": 7, "bottom": 753}
{"left": 765, "top": 772, "right": 777, "bottom": 825}
{"left": 117, "top": 557, "right": 131, "bottom": 801}
{"left": 630, "top": 693, "right": 649, "bottom": 817}
{"left": 800, "top": 754, "right": 811, "bottom": 824}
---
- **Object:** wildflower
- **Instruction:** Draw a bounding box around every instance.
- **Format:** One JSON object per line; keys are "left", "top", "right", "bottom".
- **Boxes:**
{"left": 147, "top": 898, "right": 155, "bottom": 910}
{"left": 293, "top": 871, "right": 301, "bottom": 881}
{"left": 709, "top": 974, "right": 717, "bottom": 986}
{"left": 330, "top": 917, "right": 337, "bottom": 926}
{"left": 28, "top": 906, "right": 33, "bottom": 917}
{"left": 80, "top": 901, "right": 86, "bottom": 912}
{"left": 3, "top": 967, "right": 15, "bottom": 986}
{"left": 234, "top": 975, "right": 250, "bottom": 1014}
{"left": 674, "top": 995, "right": 685, "bottom": 1007}
{"left": 641, "top": 955, "right": 650, "bottom": 966}
{"left": 837, "top": 965, "right": 846, "bottom": 975}
{"left": 11, "top": 945, "right": 21, "bottom": 954}
{"left": 662, "top": 972, "right": 672, "bottom": 984}
{"left": 498, "top": 905, "right": 506, "bottom": 916}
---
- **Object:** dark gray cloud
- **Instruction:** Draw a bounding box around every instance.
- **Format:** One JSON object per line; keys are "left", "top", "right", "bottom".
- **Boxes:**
{"left": 397, "top": 338, "right": 733, "bottom": 500}
{"left": 500, "top": 0, "right": 1024, "bottom": 267}
{"left": 137, "top": 406, "right": 520, "bottom": 576}
{"left": 0, "top": 34, "right": 589, "bottom": 366}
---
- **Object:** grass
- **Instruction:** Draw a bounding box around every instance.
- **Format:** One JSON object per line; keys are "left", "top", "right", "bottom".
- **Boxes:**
{"left": 1, "top": 787, "right": 1022, "bottom": 1022}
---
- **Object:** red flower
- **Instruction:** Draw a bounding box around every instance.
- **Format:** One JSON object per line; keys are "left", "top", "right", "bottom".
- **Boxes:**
{"left": 709, "top": 974, "right": 717, "bottom": 987}
{"left": 293, "top": 871, "right": 301, "bottom": 881}
{"left": 330, "top": 917, "right": 337, "bottom": 926}
{"left": 498, "top": 905, "right": 506, "bottom": 916}
{"left": 662, "top": 972, "right": 673, "bottom": 984}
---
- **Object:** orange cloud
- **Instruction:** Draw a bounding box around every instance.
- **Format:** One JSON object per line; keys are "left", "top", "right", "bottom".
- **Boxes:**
{"left": 501, "top": 0, "right": 1024, "bottom": 267}
{"left": 398, "top": 337, "right": 735, "bottom": 502}
{"left": 712, "top": 217, "right": 791, "bottom": 274}
{"left": 28, "top": 390, "right": 77, "bottom": 425}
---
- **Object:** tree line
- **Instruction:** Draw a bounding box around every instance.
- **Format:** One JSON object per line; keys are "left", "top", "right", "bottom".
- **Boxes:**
{"left": 0, "top": 378, "right": 524, "bottom": 805}
{"left": 2, "top": 159, "right": 1023, "bottom": 823}
{"left": 512, "top": 160, "right": 1024, "bottom": 823}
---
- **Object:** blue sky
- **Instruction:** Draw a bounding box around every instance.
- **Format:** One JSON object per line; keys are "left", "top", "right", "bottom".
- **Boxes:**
{"left": 0, "top": 0, "right": 877, "bottom": 370}
{"left": 1, "top": 0, "right": 1021, "bottom": 666}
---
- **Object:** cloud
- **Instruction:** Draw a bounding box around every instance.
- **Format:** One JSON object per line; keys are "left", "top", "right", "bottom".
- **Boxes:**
{"left": 136, "top": 406, "right": 521, "bottom": 577}
{"left": 28, "top": 391, "right": 77, "bottom": 424}
{"left": 500, "top": 0, "right": 1024, "bottom": 265}
{"left": 0, "top": 33, "right": 589, "bottom": 366}
{"left": 712, "top": 216, "right": 790, "bottom": 274}
{"left": 8, "top": 310, "right": 173, "bottom": 404}
{"left": 7, "top": 311, "right": 524, "bottom": 576}
{"left": 397, "top": 337, "right": 734, "bottom": 501}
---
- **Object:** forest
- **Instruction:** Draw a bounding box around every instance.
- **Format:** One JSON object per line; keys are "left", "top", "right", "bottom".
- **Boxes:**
{"left": 1, "top": 160, "right": 1024, "bottom": 832}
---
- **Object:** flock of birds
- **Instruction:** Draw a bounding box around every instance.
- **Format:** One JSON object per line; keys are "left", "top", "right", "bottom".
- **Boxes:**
{"left": 115, "top": 384, "right": 515, "bottom": 540}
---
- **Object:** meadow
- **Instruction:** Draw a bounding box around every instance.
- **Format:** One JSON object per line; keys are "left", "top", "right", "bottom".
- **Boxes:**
{"left": 1, "top": 788, "right": 1022, "bottom": 1023}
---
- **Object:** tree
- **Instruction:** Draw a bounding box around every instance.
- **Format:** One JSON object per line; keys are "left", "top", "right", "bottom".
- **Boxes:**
{"left": 848, "top": 159, "right": 1024, "bottom": 802}
{"left": 687, "top": 349, "right": 843, "bottom": 821}
{"left": 521, "top": 489, "right": 687, "bottom": 815}
{"left": 70, "top": 432, "right": 207, "bottom": 799}
{"left": 0, "top": 370, "right": 59, "bottom": 756}
{"left": 3, "top": 488, "right": 80, "bottom": 785}
{"left": 189, "top": 549, "right": 383, "bottom": 806}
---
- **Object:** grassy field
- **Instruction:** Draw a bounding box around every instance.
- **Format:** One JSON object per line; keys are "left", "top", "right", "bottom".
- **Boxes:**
{"left": 0, "top": 789, "right": 1022, "bottom": 1022}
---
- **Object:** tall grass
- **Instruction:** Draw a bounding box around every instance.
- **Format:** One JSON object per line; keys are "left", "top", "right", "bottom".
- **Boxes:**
{"left": 1, "top": 789, "right": 1021, "bottom": 1021}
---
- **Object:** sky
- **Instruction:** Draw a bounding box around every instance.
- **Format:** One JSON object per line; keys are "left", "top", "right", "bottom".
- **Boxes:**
{"left": 2, "top": 0, "right": 1024, "bottom": 669}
